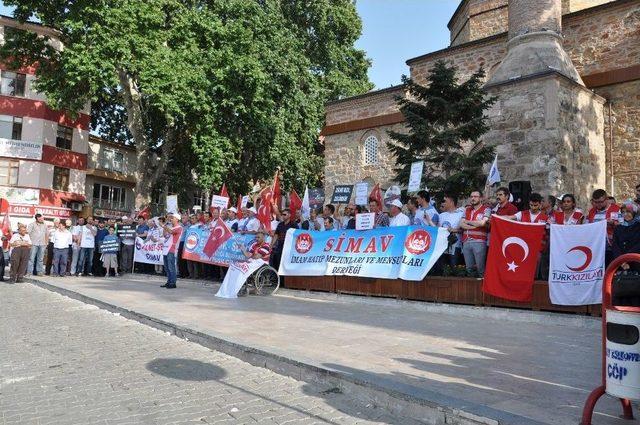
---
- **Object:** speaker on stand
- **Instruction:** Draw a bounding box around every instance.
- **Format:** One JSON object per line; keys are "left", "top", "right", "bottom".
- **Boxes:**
{"left": 508, "top": 181, "right": 532, "bottom": 211}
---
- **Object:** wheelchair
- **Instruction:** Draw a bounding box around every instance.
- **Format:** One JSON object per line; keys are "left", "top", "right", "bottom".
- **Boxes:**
{"left": 238, "top": 264, "right": 280, "bottom": 296}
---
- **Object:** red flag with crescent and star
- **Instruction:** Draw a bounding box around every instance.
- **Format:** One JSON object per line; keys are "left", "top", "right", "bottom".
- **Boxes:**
{"left": 202, "top": 217, "right": 233, "bottom": 257}
{"left": 257, "top": 187, "right": 273, "bottom": 231}
{"left": 482, "top": 215, "right": 546, "bottom": 302}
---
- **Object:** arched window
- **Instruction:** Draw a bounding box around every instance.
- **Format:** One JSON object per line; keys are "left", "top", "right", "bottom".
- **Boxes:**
{"left": 363, "top": 135, "right": 378, "bottom": 165}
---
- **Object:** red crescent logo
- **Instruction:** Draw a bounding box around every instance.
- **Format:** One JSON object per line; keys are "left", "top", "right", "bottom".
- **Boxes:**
{"left": 566, "top": 246, "right": 592, "bottom": 271}
{"left": 404, "top": 229, "right": 432, "bottom": 255}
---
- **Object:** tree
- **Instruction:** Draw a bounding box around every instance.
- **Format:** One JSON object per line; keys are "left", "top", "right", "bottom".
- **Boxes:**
{"left": 388, "top": 61, "right": 496, "bottom": 199}
{"left": 0, "top": 0, "right": 371, "bottom": 207}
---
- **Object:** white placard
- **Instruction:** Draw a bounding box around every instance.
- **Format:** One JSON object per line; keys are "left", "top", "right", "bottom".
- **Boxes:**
{"left": 354, "top": 182, "right": 369, "bottom": 205}
{"left": 241, "top": 195, "right": 250, "bottom": 208}
{"left": 192, "top": 205, "right": 202, "bottom": 212}
{"left": 355, "top": 212, "right": 375, "bottom": 230}
{"left": 408, "top": 161, "right": 424, "bottom": 192}
{"left": 211, "top": 195, "right": 229, "bottom": 210}
{"left": 0, "top": 138, "right": 43, "bottom": 160}
{"left": 166, "top": 195, "right": 178, "bottom": 213}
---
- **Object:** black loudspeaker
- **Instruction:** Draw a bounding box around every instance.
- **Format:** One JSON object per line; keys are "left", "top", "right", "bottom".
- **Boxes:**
{"left": 508, "top": 181, "right": 532, "bottom": 211}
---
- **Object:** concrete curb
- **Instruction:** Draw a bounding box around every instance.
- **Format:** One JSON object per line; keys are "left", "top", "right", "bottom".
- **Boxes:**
{"left": 27, "top": 278, "right": 548, "bottom": 425}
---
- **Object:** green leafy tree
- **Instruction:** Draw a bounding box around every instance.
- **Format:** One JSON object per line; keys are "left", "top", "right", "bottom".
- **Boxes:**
{"left": 388, "top": 61, "right": 496, "bottom": 199}
{"left": 1, "top": 0, "right": 371, "bottom": 206}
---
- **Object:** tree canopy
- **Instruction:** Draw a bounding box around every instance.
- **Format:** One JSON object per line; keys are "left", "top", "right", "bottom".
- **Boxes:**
{"left": 1, "top": 0, "right": 372, "bottom": 206}
{"left": 388, "top": 61, "right": 495, "bottom": 199}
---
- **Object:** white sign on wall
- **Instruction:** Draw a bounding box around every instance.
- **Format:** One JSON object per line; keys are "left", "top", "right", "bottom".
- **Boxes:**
{"left": 0, "top": 186, "right": 39, "bottom": 205}
{"left": 0, "top": 138, "right": 43, "bottom": 160}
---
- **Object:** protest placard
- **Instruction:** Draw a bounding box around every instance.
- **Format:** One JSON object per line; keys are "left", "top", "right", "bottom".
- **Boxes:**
{"left": 331, "top": 185, "right": 353, "bottom": 204}
{"left": 354, "top": 182, "right": 369, "bottom": 205}
{"left": 355, "top": 212, "right": 375, "bottom": 230}
{"left": 166, "top": 195, "right": 178, "bottom": 213}
{"left": 408, "top": 161, "right": 424, "bottom": 192}
{"left": 211, "top": 195, "right": 229, "bottom": 210}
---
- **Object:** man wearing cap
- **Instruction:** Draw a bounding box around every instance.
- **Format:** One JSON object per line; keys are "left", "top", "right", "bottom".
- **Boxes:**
{"left": 225, "top": 207, "right": 239, "bottom": 232}
{"left": 117, "top": 216, "right": 136, "bottom": 274}
{"left": 241, "top": 207, "right": 261, "bottom": 234}
{"left": 389, "top": 200, "right": 410, "bottom": 227}
{"left": 160, "top": 212, "right": 183, "bottom": 288}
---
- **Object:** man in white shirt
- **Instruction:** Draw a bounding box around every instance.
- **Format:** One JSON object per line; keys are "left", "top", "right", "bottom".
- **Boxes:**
{"left": 70, "top": 217, "right": 84, "bottom": 275}
{"left": 225, "top": 207, "right": 239, "bottom": 232}
{"left": 389, "top": 199, "right": 410, "bottom": 227}
{"left": 45, "top": 217, "right": 60, "bottom": 275}
{"left": 242, "top": 207, "right": 261, "bottom": 234}
{"left": 438, "top": 193, "right": 465, "bottom": 267}
{"left": 51, "top": 220, "right": 73, "bottom": 277}
{"left": 76, "top": 216, "right": 97, "bottom": 276}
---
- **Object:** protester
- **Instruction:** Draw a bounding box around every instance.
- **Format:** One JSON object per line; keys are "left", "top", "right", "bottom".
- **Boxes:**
{"left": 9, "top": 223, "right": 32, "bottom": 283}
{"left": 323, "top": 216, "right": 334, "bottom": 231}
{"left": 70, "top": 217, "right": 84, "bottom": 275}
{"left": 541, "top": 195, "right": 556, "bottom": 217}
{"left": 340, "top": 204, "right": 354, "bottom": 228}
{"left": 549, "top": 194, "right": 584, "bottom": 225}
{"left": 613, "top": 201, "right": 640, "bottom": 272}
{"left": 406, "top": 198, "right": 422, "bottom": 225}
{"left": 185, "top": 214, "right": 201, "bottom": 279}
{"left": 368, "top": 198, "right": 389, "bottom": 228}
{"left": 135, "top": 216, "right": 150, "bottom": 273}
{"left": 77, "top": 216, "right": 97, "bottom": 276}
{"left": 45, "top": 217, "right": 60, "bottom": 275}
{"left": 118, "top": 216, "right": 136, "bottom": 274}
{"left": 506, "top": 193, "right": 548, "bottom": 223}
{"left": 271, "top": 208, "right": 297, "bottom": 270}
{"left": 389, "top": 200, "right": 410, "bottom": 227}
{"left": 51, "top": 220, "right": 72, "bottom": 277}
{"left": 27, "top": 213, "right": 48, "bottom": 276}
{"left": 242, "top": 207, "right": 261, "bottom": 234}
{"left": 225, "top": 207, "right": 239, "bottom": 232}
{"left": 438, "top": 193, "right": 464, "bottom": 267}
{"left": 587, "top": 188, "right": 620, "bottom": 265}
{"left": 101, "top": 226, "right": 120, "bottom": 277}
{"left": 160, "top": 212, "right": 183, "bottom": 288}
{"left": 94, "top": 220, "right": 108, "bottom": 276}
{"left": 323, "top": 204, "right": 341, "bottom": 230}
{"left": 415, "top": 190, "right": 438, "bottom": 226}
{"left": 460, "top": 190, "right": 491, "bottom": 277}
{"left": 346, "top": 205, "right": 364, "bottom": 230}
{"left": 177, "top": 214, "right": 190, "bottom": 278}
{"left": 493, "top": 187, "right": 518, "bottom": 216}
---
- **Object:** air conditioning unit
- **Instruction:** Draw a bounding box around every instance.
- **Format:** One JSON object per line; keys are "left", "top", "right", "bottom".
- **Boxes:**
{"left": 70, "top": 202, "right": 83, "bottom": 212}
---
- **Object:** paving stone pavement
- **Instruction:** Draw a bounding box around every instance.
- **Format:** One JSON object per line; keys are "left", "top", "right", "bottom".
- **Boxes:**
{"left": 0, "top": 283, "right": 422, "bottom": 425}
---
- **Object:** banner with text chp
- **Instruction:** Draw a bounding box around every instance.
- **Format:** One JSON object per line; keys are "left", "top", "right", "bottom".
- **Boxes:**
{"left": 278, "top": 225, "right": 448, "bottom": 281}
{"left": 181, "top": 225, "right": 253, "bottom": 267}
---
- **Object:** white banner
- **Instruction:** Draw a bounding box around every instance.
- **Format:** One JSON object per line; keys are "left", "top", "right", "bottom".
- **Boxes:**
{"left": 134, "top": 236, "right": 165, "bottom": 265}
{"left": 0, "top": 138, "right": 42, "bottom": 160}
{"left": 549, "top": 220, "right": 606, "bottom": 305}
{"left": 408, "top": 161, "right": 424, "bottom": 192}
{"left": 216, "top": 259, "right": 266, "bottom": 298}
{"left": 0, "top": 186, "right": 39, "bottom": 204}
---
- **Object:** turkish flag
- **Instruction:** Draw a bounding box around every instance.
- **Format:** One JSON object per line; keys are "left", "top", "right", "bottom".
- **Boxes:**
{"left": 272, "top": 171, "right": 281, "bottom": 209}
{"left": 257, "top": 187, "right": 273, "bottom": 231}
{"left": 137, "top": 206, "right": 151, "bottom": 220}
{"left": 220, "top": 183, "right": 229, "bottom": 199}
{"left": 482, "top": 215, "right": 546, "bottom": 302}
{"left": 202, "top": 217, "right": 233, "bottom": 257}
{"left": 289, "top": 190, "right": 302, "bottom": 217}
{"left": 236, "top": 195, "right": 243, "bottom": 219}
{"left": 1, "top": 210, "right": 11, "bottom": 250}
{"left": 369, "top": 183, "right": 382, "bottom": 208}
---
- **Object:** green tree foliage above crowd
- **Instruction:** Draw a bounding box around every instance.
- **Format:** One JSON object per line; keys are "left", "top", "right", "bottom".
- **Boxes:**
{"left": 0, "top": 0, "right": 372, "bottom": 206}
{"left": 388, "top": 61, "right": 495, "bottom": 199}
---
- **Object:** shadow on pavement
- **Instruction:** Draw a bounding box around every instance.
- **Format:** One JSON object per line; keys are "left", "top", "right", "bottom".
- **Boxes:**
{"left": 146, "top": 358, "right": 227, "bottom": 381}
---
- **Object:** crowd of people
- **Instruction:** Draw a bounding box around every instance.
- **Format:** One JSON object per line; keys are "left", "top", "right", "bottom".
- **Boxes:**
{"left": 3, "top": 183, "right": 640, "bottom": 285}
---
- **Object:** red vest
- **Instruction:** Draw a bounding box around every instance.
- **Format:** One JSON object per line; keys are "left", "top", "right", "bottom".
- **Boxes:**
{"left": 462, "top": 205, "right": 490, "bottom": 242}
{"left": 587, "top": 204, "right": 620, "bottom": 244}
{"left": 552, "top": 209, "right": 584, "bottom": 225}
{"left": 520, "top": 210, "right": 548, "bottom": 223}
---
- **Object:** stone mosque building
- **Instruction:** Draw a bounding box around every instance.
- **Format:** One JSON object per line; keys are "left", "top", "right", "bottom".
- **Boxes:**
{"left": 322, "top": 0, "right": 640, "bottom": 204}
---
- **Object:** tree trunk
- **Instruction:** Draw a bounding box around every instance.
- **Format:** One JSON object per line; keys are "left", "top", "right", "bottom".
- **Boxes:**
{"left": 117, "top": 68, "right": 174, "bottom": 209}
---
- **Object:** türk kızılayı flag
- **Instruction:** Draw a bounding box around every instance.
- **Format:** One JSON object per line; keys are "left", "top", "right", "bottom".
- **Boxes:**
{"left": 549, "top": 220, "right": 606, "bottom": 305}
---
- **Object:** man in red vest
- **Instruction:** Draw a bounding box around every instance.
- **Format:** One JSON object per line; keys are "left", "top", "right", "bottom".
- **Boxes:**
{"left": 549, "top": 194, "right": 584, "bottom": 225}
{"left": 460, "top": 190, "right": 491, "bottom": 277}
{"left": 492, "top": 187, "right": 519, "bottom": 216}
{"left": 587, "top": 188, "right": 620, "bottom": 266}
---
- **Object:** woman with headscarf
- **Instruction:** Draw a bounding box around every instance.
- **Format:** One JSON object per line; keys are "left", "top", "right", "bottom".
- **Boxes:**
{"left": 612, "top": 201, "right": 640, "bottom": 272}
